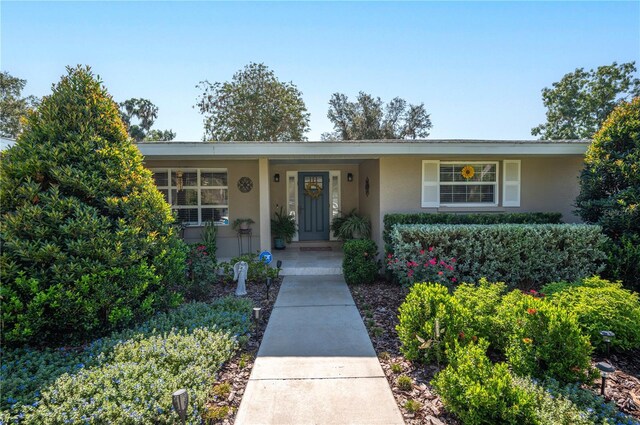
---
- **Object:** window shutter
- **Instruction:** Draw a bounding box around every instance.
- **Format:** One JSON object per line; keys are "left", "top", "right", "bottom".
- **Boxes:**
{"left": 422, "top": 160, "right": 439, "bottom": 207}
{"left": 503, "top": 160, "right": 521, "bottom": 207}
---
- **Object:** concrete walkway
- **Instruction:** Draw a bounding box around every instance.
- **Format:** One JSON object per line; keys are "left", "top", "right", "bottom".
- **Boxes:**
{"left": 235, "top": 275, "right": 404, "bottom": 425}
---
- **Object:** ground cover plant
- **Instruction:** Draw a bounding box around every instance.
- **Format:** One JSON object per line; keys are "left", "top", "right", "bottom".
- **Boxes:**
{"left": 0, "top": 66, "right": 186, "bottom": 347}
{"left": 1, "top": 297, "right": 252, "bottom": 424}
{"left": 389, "top": 223, "right": 607, "bottom": 289}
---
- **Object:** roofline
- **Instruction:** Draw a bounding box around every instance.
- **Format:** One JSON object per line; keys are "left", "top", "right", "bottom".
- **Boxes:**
{"left": 136, "top": 139, "right": 590, "bottom": 159}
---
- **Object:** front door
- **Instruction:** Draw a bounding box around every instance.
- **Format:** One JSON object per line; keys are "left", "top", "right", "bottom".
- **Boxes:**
{"left": 298, "top": 172, "right": 330, "bottom": 241}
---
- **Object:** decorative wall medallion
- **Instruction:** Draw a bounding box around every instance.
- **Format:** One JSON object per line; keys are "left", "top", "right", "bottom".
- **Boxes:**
{"left": 365, "top": 177, "right": 370, "bottom": 197}
{"left": 237, "top": 177, "right": 253, "bottom": 193}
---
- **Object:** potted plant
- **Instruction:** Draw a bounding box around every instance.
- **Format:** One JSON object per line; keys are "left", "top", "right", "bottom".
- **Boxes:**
{"left": 331, "top": 209, "right": 371, "bottom": 240}
{"left": 271, "top": 206, "right": 297, "bottom": 249}
{"left": 232, "top": 218, "right": 255, "bottom": 232}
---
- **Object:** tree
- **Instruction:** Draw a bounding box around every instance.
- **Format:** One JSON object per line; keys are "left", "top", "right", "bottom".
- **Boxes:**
{"left": 0, "top": 66, "right": 186, "bottom": 346}
{"left": 575, "top": 97, "right": 640, "bottom": 288}
{"left": 0, "top": 71, "right": 39, "bottom": 138}
{"left": 322, "top": 92, "right": 432, "bottom": 140}
{"left": 119, "top": 98, "right": 175, "bottom": 142}
{"left": 532, "top": 62, "right": 640, "bottom": 140}
{"left": 196, "top": 63, "right": 310, "bottom": 141}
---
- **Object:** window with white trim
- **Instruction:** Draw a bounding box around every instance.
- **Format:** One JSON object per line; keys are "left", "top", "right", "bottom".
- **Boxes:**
{"left": 151, "top": 168, "right": 229, "bottom": 225}
{"left": 440, "top": 162, "right": 498, "bottom": 206}
{"left": 422, "top": 161, "right": 509, "bottom": 207}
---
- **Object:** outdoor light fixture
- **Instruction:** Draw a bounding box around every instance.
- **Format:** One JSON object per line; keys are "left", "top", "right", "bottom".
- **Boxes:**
{"left": 276, "top": 260, "right": 282, "bottom": 279}
{"left": 347, "top": 173, "right": 353, "bottom": 182}
{"left": 596, "top": 361, "right": 615, "bottom": 396}
{"left": 253, "top": 307, "right": 262, "bottom": 321}
{"left": 172, "top": 389, "right": 189, "bottom": 424}
{"left": 600, "top": 330, "right": 615, "bottom": 357}
{"left": 265, "top": 277, "right": 272, "bottom": 300}
{"left": 274, "top": 173, "right": 280, "bottom": 183}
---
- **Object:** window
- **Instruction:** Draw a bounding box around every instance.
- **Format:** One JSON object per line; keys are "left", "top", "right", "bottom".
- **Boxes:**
{"left": 422, "top": 160, "right": 519, "bottom": 208}
{"left": 151, "top": 168, "right": 229, "bottom": 225}
{"left": 439, "top": 162, "right": 498, "bottom": 206}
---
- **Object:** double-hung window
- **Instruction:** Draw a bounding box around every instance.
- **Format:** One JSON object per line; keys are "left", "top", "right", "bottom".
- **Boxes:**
{"left": 422, "top": 160, "right": 521, "bottom": 208}
{"left": 439, "top": 162, "right": 498, "bottom": 206}
{"left": 151, "top": 168, "right": 229, "bottom": 225}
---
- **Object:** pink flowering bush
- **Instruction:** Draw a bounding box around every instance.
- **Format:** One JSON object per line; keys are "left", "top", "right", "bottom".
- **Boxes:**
{"left": 387, "top": 246, "right": 457, "bottom": 287}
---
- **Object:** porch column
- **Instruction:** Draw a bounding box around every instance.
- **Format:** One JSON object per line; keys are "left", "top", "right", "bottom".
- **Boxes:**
{"left": 258, "top": 157, "right": 271, "bottom": 252}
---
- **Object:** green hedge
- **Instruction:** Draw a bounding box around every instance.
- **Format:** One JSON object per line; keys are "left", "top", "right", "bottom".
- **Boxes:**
{"left": 389, "top": 224, "right": 607, "bottom": 289}
{"left": 383, "top": 212, "right": 563, "bottom": 248}
{"left": 342, "top": 239, "right": 379, "bottom": 285}
{"left": 1, "top": 297, "right": 252, "bottom": 423}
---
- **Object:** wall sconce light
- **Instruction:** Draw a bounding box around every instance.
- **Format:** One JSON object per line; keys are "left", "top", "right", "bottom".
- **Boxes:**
{"left": 347, "top": 173, "right": 353, "bottom": 182}
{"left": 274, "top": 173, "right": 280, "bottom": 183}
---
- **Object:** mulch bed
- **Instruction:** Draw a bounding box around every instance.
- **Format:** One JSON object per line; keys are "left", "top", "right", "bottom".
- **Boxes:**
{"left": 348, "top": 280, "right": 640, "bottom": 424}
{"left": 202, "top": 277, "right": 283, "bottom": 424}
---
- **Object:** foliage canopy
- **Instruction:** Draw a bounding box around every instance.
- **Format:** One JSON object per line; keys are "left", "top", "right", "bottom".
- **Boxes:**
{"left": 196, "top": 63, "right": 310, "bottom": 141}
{"left": 0, "top": 71, "right": 39, "bottom": 139}
{"left": 119, "top": 97, "right": 175, "bottom": 142}
{"left": 532, "top": 62, "right": 640, "bottom": 140}
{"left": 322, "top": 92, "right": 432, "bottom": 140}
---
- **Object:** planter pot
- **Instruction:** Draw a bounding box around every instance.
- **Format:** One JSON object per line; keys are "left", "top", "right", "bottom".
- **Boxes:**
{"left": 274, "top": 237, "right": 286, "bottom": 250}
{"left": 240, "top": 222, "right": 250, "bottom": 231}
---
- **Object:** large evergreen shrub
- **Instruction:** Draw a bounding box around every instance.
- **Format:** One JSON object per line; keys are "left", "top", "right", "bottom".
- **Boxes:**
{"left": 0, "top": 66, "right": 186, "bottom": 346}
{"left": 575, "top": 97, "right": 640, "bottom": 289}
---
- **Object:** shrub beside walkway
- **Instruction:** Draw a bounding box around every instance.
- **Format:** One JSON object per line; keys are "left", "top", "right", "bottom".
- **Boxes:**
{"left": 235, "top": 275, "right": 403, "bottom": 424}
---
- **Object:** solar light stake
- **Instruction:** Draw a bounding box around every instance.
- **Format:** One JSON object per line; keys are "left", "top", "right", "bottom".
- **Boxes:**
{"left": 253, "top": 307, "right": 262, "bottom": 322}
{"left": 276, "top": 260, "right": 282, "bottom": 278}
{"left": 596, "top": 361, "right": 615, "bottom": 396}
{"left": 600, "top": 330, "right": 615, "bottom": 357}
{"left": 265, "top": 277, "right": 272, "bottom": 300}
{"left": 172, "top": 389, "right": 188, "bottom": 424}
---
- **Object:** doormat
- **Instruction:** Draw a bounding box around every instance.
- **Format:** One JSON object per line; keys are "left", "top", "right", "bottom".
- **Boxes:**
{"left": 300, "top": 247, "right": 332, "bottom": 252}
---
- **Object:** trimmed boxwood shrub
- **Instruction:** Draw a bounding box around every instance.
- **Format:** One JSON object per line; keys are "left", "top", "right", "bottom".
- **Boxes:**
{"left": 0, "top": 66, "right": 187, "bottom": 346}
{"left": 389, "top": 224, "right": 607, "bottom": 289}
{"left": 342, "top": 239, "right": 379, "bottom": 285}
{"left": 383, "top": 212, "right": 562, "bottom": 249}
{"left": 543, "top": 276, "right": 640, "bottom": 352}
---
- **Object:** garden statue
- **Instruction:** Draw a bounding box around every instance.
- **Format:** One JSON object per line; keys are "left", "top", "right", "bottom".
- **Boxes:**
{"left": 233, "top": 261, "right": 248, "bottom": 296}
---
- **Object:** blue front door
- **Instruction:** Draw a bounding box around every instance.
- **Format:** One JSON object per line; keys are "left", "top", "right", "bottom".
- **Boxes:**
{"left": 298, "top": 172, "right": 330, "bottom": 241}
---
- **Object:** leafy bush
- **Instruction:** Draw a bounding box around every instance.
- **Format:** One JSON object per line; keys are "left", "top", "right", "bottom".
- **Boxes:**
{"left": 186, "top": 244, "right": 216, "bottom": 300}
{"left": 383, "top": 212, "right": 562, "bottom": 249}
{"left": 331, "top": 209, "right": 371, "bottom": 240}
{"left": 396, "top": 283, "right": 470, "bottom": 363}
{"left": 1, "top": 297, "right": 252, "bottom": 415}
{"left": 217, "top": 253, "right": 278, "bottom": 284}
{"left": 453, "top": 279, "right": 507, "bottom": 348}
{"left": 604, "top": 234, "right": 640, "bottom": 290}
{"left": 503, "top": 297, "right": 592, "bottom": 384}
{"left": 0, "top": 66, "right": 186, "bottom": 347}
{"left": 433, "top": 340, "right": 593, "bottom": 425}
{"left": 342, "top": 239, "right": 379, "bottom": 285}
{"left": 386, "top": 246, "right": 456, "bottom": 287}
{"left": 201, "top": 220, "right": 218, "bottom": 263}
{"left": 433, "top": 339, "right": 538, "bottom": 425}
{"left": 544, "top": 276, "right": 640, "bottom": 352}
{"left": 576, "top": 97, "right": 640, "bottom": 290}
{"left": 389, "top": 224, "right": 607, "bottom": 289}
